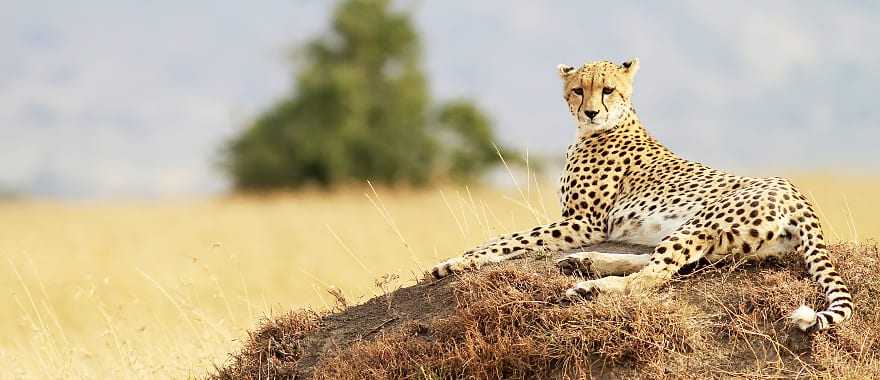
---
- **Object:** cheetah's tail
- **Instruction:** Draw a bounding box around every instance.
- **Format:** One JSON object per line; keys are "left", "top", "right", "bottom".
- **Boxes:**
{"left": 788, "top": 221, "right": 853, "bottom": 331}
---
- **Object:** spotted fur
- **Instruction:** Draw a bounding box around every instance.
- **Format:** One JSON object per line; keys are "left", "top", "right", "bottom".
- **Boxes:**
{"left": 431, "top": 59, "right": 853, "bottom": 331}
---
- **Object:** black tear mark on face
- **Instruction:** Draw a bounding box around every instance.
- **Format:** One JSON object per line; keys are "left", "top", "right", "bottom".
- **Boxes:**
{"left": 622, "top": 61, "right": 632, "bottom": 69}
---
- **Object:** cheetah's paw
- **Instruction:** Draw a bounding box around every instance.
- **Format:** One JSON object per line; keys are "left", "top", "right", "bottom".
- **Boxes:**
{"left": 564, "top": 280, "right": 601, "bottom": 301}
{"left": 555, "top": 252, "right": 595, "bottom": 276}
{"left": 430, "top": 255, "right": 486, "bottom": 279}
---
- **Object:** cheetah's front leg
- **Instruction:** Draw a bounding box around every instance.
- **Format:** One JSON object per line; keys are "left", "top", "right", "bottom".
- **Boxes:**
{"left": 431, "top": 216, "right": 605, "bottom": 279}
{"left": 431, "top": 245, "right": 525, "bottom": 279}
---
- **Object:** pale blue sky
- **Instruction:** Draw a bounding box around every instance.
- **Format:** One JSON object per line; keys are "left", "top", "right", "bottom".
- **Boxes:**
{"left": 1, "top": 1, "right": 878, "bottom": 198}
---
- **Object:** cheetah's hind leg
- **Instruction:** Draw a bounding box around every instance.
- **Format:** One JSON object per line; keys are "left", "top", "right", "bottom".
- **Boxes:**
{"left": 556, "top": 251, "right": 651, "bottom": 277}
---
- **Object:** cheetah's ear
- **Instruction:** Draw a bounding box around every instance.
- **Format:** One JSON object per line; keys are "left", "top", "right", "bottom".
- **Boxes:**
{"left": 557, "top": 64, "right": 576, "bottom": 78}
{"left": 621, "top": 58, "right": 640, "bottom": 80}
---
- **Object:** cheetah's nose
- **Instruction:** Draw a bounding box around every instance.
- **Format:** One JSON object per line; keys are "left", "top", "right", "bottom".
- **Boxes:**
{"left": 584, "top": 110, "right": 599, "bottom": 119}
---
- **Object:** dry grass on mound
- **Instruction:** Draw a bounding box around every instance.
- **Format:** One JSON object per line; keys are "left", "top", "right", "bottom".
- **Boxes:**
{"left": 213, "top": 241, "right": 880, "bottom": 379}
{"left": 314, "top": 271, "right": 708, "bottom": 379}
{"left": 212, "top": 310, "right": 321, "bottom": 379}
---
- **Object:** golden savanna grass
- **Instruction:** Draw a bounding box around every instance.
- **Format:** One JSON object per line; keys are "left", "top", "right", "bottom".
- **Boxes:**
{"left": 1, "top": 174, "right": 879, "bottom": 378}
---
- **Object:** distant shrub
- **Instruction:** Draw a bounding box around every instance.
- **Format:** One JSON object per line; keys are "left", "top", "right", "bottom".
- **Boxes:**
{"left": 224, "top": 0, "right": 515, "bottom": 191}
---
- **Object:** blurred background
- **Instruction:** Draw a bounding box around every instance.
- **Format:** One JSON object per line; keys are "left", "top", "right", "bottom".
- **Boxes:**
{"left": 1, "top": 1, "right": 878, "bottom": 378}
{"left": 2, "top": 0, "right": 877, "bottom": 199}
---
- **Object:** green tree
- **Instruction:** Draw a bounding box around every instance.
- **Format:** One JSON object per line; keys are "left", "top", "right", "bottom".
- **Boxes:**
{"left": 433, "top": 100, "right": 517, "bottom": 181}
{"left": 225, "top": 0, "right": 513, "bottom": 190}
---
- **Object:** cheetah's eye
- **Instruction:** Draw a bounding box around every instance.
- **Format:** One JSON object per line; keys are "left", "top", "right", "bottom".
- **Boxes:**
{"left": 572, "top": 88, "right": 584, "bottom": 96}
{"left": 602, "top": 87, "right": 614, "bottom": 95}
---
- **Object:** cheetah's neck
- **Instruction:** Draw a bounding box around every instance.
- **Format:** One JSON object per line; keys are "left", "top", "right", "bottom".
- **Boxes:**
{"left": 572, "top": 109, "right": 676, "bottom": 168}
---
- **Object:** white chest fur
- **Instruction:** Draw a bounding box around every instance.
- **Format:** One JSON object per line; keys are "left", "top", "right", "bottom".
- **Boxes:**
{"left": 606, "top": 210, "right": 694, "bottom": 246}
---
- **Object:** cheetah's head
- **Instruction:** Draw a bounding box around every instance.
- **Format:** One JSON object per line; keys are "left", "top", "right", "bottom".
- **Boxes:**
{"left": 557, "top": 58, "right": 639, "bottom": 136}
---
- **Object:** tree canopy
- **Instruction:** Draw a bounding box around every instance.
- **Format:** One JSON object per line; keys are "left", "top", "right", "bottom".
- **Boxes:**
{"left": 225, "top": 0, "right": 514, "bottom": 190}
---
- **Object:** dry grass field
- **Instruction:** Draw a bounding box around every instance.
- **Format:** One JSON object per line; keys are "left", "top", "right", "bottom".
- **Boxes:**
{"left": 1, "top": 174, "right": 879, "bottom": 378}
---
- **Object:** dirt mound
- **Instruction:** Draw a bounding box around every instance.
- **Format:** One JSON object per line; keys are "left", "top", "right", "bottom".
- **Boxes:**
{"left": 210, "top": 241, "right": 880, "bottom": 379}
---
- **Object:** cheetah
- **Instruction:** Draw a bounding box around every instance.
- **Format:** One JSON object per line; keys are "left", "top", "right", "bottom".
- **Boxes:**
{"left": 431, "top": 58, "right": 853, "bottom": 331}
